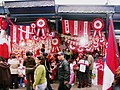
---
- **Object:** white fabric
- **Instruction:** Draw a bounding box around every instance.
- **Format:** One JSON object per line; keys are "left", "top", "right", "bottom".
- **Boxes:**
{"left": 102, "top": 62, "right": 114, "bottom": 90}
{"left": 78, "top": 59, "right": 89, "bottom": 72}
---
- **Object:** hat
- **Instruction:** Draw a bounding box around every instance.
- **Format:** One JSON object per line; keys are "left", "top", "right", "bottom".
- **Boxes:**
{"left": 57, "top": 52, "right": 64, "bottom": 56}
{"left": 37, "top": 55, "right": 45, "bottom": 60}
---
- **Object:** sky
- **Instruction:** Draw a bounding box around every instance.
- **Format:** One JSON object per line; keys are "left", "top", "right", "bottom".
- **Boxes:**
{"left": 0, "top": 0, "right": 120, "bottom": 5}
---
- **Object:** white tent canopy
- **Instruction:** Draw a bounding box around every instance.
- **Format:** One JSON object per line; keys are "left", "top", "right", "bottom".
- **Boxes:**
{"left": 55, "top": 0, "right": 120, "bottom": 5}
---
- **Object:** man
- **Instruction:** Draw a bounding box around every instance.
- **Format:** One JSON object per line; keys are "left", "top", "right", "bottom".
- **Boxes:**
{"left": 57, "top": 52, "right": 70, "bottom": 90}
{"left": 23, "top": 51, "right": 36, "bottom": 90}
{"left": 86, "top": 52, "right": 94, "bottom": 87}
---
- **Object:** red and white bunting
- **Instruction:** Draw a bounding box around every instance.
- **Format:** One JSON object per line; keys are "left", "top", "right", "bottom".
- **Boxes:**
{"left": 10, "top": 25, "right": 33, "bottom": 44}
{"left": 69, "top": 44, "right": 76, "bottom": 50}
{"left": 77, "top": 46, "right": 84, "bottom": 52}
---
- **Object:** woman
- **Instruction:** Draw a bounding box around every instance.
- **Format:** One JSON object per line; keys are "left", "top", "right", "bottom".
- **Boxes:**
{"left": 0, "top": 56, "right": 11, "bottom": 90}
{"left": 8, "top": 54, "right": 20, "bottom": 89}
{"left": 33, "top": 55, "right": 47, "bottom": 90}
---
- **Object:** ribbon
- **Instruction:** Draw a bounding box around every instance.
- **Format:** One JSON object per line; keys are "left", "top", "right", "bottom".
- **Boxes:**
{"left": 92, "top": 18, "right": 104, "bottom": 38}
{"left": 51, "top": 37, "right": 60, "bottom": 53}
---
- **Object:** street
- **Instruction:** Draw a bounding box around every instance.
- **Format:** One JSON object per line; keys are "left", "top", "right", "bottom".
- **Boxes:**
{"left": 10, "top": 83, "right": 102, "bottom": 90}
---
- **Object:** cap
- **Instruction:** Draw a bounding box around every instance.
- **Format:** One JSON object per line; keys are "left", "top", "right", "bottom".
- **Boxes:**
{"left": 57, "top": 52, "right": 64, "bottom": 56}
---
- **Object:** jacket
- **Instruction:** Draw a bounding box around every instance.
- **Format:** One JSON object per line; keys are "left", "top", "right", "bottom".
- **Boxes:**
{"left": 58, "top": 59, "right": 70, "bottom": 82}
{"left": 23, "top": 56, "right": 36, "bottom": 68}
{"left": 112, "top": 84, "right": 120, "bottom": 90}
{"left": 8, "top": 58, "right": 19, "bottom": 74}
{"left": 0, "top": 62, "right": 11, "bottom": 87}
{"left": 33, "top": 64, "right": 47, "bottom": 86}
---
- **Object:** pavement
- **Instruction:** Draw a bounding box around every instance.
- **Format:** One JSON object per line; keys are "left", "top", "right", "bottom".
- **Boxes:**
{"left": 10, "top": 83, "right": 102, "bottom": 90}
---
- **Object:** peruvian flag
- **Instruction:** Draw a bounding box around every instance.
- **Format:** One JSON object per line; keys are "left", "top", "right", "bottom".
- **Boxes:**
{"left": 102, "top": 16, "right": 120, "bottom": 90}
{"left": 80, "top": 21, "right": 91, "bottom": 37}
{"left": 10, "top": 25, "right": 20, "bottom": 44}
{"left": 62, "top": 20, "right": 73, "bottom": 35}
{"left": 71, "top": 20, "right": 81, "bottom": 36}
{"left": 0, "top": 30, "right": 9, "bottom": 59}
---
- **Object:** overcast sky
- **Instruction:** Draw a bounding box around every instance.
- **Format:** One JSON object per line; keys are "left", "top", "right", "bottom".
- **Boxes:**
{"left": 0, "top": 0, "right": 120, "bottom": 5}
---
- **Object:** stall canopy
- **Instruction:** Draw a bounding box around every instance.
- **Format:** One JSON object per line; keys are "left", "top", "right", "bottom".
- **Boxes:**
{"left": 57, "top": 5, "right": 115, "bottom": 20}
{"left": 4, "top": 0, "right": 56, "bottom": 24}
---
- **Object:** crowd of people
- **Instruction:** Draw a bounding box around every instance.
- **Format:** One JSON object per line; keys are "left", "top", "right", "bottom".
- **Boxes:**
{"left": 0, "top": 47, "right": 120, "bottom": 90}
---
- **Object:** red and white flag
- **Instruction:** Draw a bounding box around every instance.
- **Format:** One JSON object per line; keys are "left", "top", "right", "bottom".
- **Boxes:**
{"left": 102, "top": 16, "right": 120, "bottom": 90}
{"left": 80, "top": 21, "right": 91, "bottom": 37}
{"left": 71, "top": 20, "right": 81, "bottom": 36}
{"left": 62, "top": 20, "right": 71, "bottom": 34}
{"left": 0, "top": 30, "right": 9, "bottom": 59}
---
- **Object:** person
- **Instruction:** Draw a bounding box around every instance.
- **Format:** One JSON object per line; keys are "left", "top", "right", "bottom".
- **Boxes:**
{"left": 23, "top": 51, "right": 36, "bottom": 90}
{"left": 33, "top": 55, "right": 47, "bottom": 90}
{"left": 86, "top": 52, "right": 94, "bottom": 87}
{"left": 43, "top": 53, "right": 53, "bottom": 90}
{"left": 57, "top": 52, "right": 71, "bottom": 90}
{"left": 0, "top": 56, "right": 11, "bottom": 90}
{"left": 111, "top": 67, "right": 120, "bottom": 90}
{"left": 8, "top": 54, "right": 20, "bottom": 89}
{"left": 77, "top": 54, "right": 89, "bottom": 88}
{"left": 69, "top": 59, "right": 75, "bottom": 86}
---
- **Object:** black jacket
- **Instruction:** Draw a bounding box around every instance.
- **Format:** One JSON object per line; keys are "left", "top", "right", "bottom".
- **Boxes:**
{"left": 58, "top": 59, "right": 70, "bottom": 82}
{"left": 23, "top": 56, "right": 36, "bottom": 68}
{"left": 0, "top": 63, "right": 11, "bottom": 87}
{"left": 112, "top": 84, "right": 120, "bottom": 90}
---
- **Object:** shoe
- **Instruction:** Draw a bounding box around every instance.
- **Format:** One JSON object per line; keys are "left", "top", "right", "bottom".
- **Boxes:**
{"left": 77, "top": 86, "right": 81, "bottom": 88}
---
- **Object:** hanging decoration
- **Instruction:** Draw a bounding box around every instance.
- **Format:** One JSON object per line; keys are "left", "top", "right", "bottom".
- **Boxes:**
{"left": 9, "top": 17, "right": 57, "bottom": 56}
{"left": 36, "top": 18, "right": 47, "bottom": 36}
{"left": 92, "top": 18, "right": 104, "bottom": 38}
{"left": 0, "top": 17, "right": 7, "bottom": 30}
{"left": 51, "top": 37, "right": 60, "bottom": 53}
{"left": 61, "top": 18, "right": 106, "bottom": 55}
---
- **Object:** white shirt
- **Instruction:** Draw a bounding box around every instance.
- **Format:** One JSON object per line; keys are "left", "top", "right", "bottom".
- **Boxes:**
{"left": 8, "top": 58, "right": 19, "bottom": 74}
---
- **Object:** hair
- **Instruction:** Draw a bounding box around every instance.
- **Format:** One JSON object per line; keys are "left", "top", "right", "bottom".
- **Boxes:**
{"left": 37, "top": 55, "right": 45, "bottom": 65}
{"left": 11, "top": 55, "right": 16, "bottom": 58}
{"left": 26, "top": 51, "right": 31, "bottom": 56}
{"left": 41, "top": 48, "right": 45, "bottom": 53}
{"left": 113, "top": 67, "right": 120, "bottom": 85}
{"left": 0, "top": 56, "right": 5, "bottom": 62}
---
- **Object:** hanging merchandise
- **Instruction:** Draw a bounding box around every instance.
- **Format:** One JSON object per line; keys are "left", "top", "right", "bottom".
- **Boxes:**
{"left": 36, "top": 18, "right": 47, "bottom": 36}
{"left": 30, "top": 23, "right": 36, "bottom": 34}
{"left": 51, "top": 37, "right": 60, "bottom": 53}
{"left": 92, "top": 18, "right": 104, "bottom": 38}
{"left": 9, "top": 17, "right": 55, "bottom": 56}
